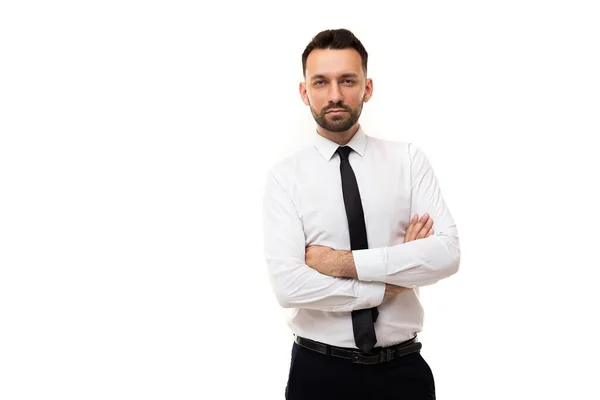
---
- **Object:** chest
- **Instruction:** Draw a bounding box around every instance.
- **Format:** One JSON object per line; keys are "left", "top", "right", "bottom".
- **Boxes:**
{"left": 294, "top": 158, "right": 412, "bottom": 248}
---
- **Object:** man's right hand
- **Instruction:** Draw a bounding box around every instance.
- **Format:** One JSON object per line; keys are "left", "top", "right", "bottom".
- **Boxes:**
{"left": 384, "top": 213, "right": 435, "bottom": 300}
{"left": 383, "top": 283, "right": 410, "bottom": 300}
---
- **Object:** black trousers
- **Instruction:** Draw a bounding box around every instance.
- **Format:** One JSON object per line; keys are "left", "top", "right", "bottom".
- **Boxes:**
{"left": 285, "top": 342, "right": 436, "bottom": 400}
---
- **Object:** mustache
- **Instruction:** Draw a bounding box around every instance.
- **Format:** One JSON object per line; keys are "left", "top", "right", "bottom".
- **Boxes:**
{"left": 322, "top": 102, "right": 351, "bottom": 114}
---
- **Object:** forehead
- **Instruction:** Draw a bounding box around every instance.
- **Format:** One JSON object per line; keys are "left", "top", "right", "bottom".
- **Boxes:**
{"left": 305, "top": 48, "right": 363, "bottom": 79}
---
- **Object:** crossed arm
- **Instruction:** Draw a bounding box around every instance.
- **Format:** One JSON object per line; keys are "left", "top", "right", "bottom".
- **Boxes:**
{"left": 262, "top": 145, "right": 460, "bottom": 312}
{"left": 304, "top": 214, "right": 435, "bottom": 300}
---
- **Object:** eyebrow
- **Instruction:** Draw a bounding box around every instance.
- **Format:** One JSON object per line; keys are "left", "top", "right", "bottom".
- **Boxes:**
{"left": 310, "top": 73, "right": 360, "bottom": 81}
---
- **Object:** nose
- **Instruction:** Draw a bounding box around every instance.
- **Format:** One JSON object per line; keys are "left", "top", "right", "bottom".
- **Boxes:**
{"left": 327, "top": 81, "right": 344, "bottom": 104}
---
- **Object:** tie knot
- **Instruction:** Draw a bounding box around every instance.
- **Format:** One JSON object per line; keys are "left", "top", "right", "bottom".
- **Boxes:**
{"left": 337, "top": 146, "right": 352, "bottom": 161}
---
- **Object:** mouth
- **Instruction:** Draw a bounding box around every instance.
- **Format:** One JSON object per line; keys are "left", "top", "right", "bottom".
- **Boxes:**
{"left": 326, "top": 109, "right": 348, "bottom": 114}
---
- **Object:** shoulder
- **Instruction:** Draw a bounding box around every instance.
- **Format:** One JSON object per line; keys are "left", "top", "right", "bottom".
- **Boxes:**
{"left": 366, "top": 134, "right": 426, "bottom": 161}
{"left": 264, "top": 144, "right": 315, "bottom": 187}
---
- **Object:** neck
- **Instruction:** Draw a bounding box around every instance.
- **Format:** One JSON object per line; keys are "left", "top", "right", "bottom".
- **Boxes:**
{"left": 316, "top": 123, "right": 360, "bottom": 145}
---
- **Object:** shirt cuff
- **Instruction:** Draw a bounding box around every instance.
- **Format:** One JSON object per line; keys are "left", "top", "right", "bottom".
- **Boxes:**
{"left": 353, "top": 248, "right": 387, "bottom": 282}
{"left": 355, "top": 280, "right": 385, "bottom": 310}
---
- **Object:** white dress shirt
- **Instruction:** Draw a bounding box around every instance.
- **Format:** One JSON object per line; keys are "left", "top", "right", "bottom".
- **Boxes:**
{"left": 262, "top": 126, "right": 460, "bottom": 349}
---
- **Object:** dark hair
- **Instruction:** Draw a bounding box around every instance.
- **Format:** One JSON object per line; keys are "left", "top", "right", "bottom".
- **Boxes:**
{"left": 301, "top": 29, "right": 368, "bottom": 77}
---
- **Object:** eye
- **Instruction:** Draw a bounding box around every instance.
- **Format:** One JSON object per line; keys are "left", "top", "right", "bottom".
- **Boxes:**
{"left": 342, "top": 79, "right": 356, "bottom": 85}
{"left": 313, "top": 80, "right": 326, "bottom": 87}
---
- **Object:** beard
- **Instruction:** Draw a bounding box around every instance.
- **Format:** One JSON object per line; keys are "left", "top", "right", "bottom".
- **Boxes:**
{"left": 310, "top": 100, "right": 363, "bottom": 133}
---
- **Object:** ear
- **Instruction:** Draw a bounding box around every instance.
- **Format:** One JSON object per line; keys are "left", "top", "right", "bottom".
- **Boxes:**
{"left": 363, "top": 77, "right": 373, "bottom": 103}
{"left": 299, "top": 81, "right": 310, "bottom": 106}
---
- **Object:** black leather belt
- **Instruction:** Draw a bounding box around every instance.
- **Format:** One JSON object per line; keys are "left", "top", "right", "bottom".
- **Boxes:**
{"left": 294, "top": 335, "right": 422, "bottom": 365}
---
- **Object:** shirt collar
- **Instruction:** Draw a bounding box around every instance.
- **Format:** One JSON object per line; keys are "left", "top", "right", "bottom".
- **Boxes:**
{"left": 313, "top": 125, "right": 368, "bottom": 161}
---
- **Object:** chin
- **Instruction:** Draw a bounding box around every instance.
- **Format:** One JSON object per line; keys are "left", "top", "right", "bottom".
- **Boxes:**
{"left": 330, "top": 125, "right": 353, "bottom": 133}
{"left": 327, "top": 115, "right": 350, "bottom": 124}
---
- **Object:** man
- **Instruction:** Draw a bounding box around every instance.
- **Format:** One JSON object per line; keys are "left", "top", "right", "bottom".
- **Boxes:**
{"left": 262, "top": 28, "right": 460, "bottom": 400}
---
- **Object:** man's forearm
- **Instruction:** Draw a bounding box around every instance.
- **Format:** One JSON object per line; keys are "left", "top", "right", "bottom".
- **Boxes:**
{"left": 314, "top": 250, "right": 411, "bottom": 299}
{"left": 353, "top": 233, "right": 460, "bottom": 287}
{"left": 310, "top": 235, "right": 458, "bottom": 288}
{"left": 333, "top": 250, "right": 357, "bottom": 279}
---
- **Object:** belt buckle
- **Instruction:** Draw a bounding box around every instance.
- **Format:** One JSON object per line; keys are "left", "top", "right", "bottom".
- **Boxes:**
{"left": 379, "top": 348, "right": 392, "bottom": 363}
{"left": 350, "top": 349, "right": 391, "bottom": 364}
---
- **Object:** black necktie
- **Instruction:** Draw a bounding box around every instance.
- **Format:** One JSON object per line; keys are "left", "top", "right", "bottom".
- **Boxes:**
{"left": 336, "top": 146, "right": 379, "bottom": 354}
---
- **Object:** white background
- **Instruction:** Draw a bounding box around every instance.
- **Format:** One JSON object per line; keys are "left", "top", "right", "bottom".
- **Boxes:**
{"left": 1, "top": 1, "right": 599, "bottom": 399}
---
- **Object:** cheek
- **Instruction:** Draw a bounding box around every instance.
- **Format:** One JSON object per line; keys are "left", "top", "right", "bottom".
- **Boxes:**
{"left": 308, "top": 93, "right": 325, "bottom": 108}
{"left": 355, "top": 89, "right": 366, "bottom": 102}
{"left": 342, "top": 89, "right": 364, "bottom": 105}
